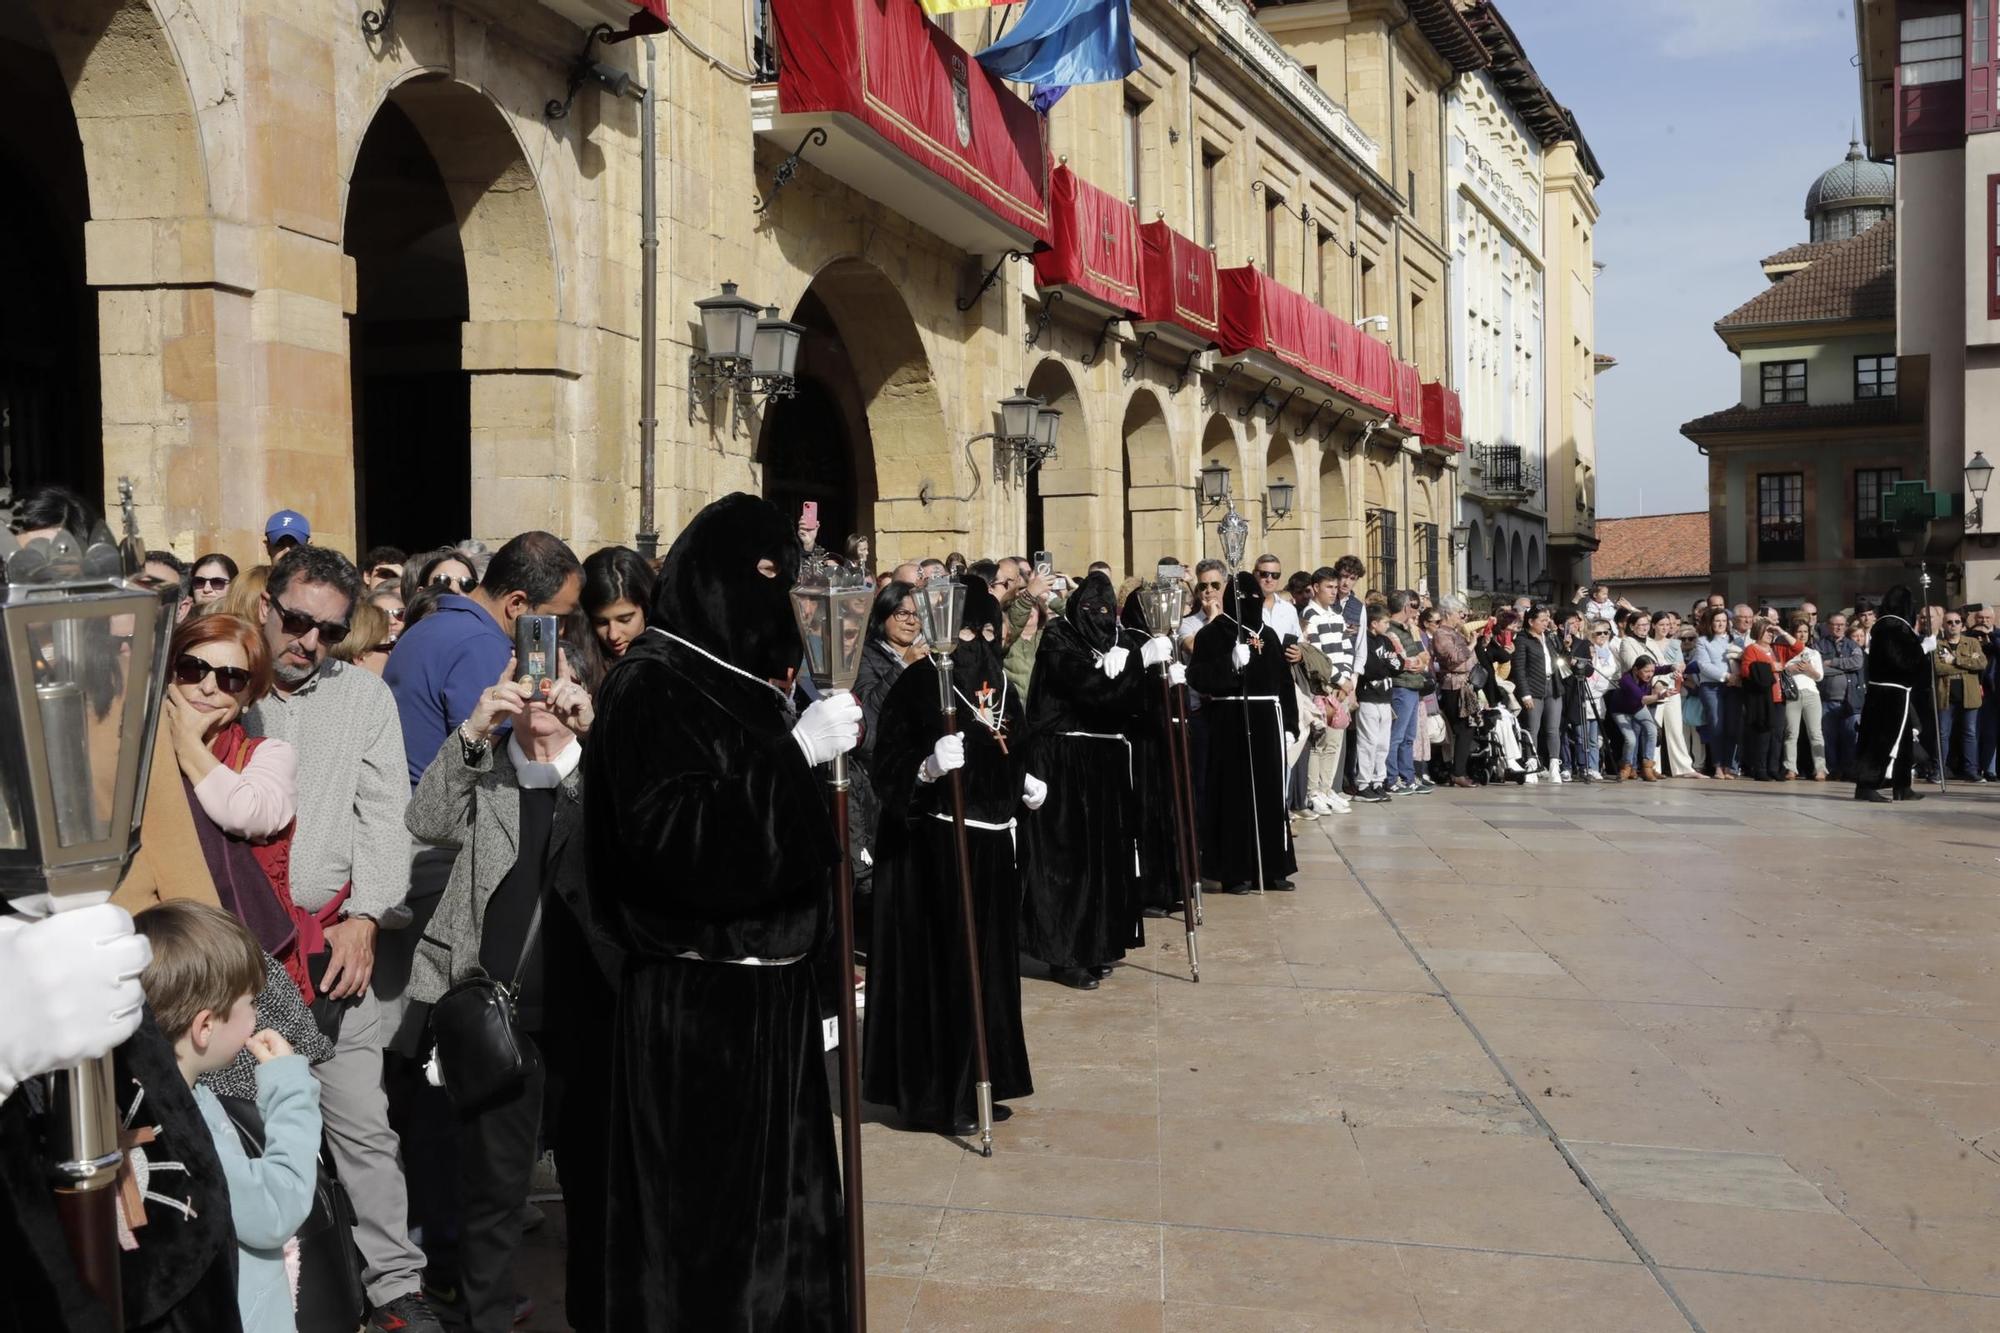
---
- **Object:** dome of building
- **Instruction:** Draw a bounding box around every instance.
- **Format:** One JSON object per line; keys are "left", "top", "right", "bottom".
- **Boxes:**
{"left": 1804, "top": 140, "right": 1894, "bottom": 242}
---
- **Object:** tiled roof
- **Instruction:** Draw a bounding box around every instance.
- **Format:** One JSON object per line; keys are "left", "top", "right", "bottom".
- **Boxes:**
{"left": 1593, "top": 513, "right": 1710, "bottom": 583}
{"left": 1760, "top": 239, "right": 1841, "bottom": 269}
{"left": 1717, "top": 218, "right": 1892, "bottom": 330}
{"left": 1680, "top": 397, "right": 1902, "bottom": 436}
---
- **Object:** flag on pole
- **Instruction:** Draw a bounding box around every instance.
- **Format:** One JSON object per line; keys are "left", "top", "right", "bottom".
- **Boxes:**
{"left": 918, "top": 0, "right": 1021, "bottom": 18}
{"left": 974, "top": 0, "right": 1138, "bottom": 92}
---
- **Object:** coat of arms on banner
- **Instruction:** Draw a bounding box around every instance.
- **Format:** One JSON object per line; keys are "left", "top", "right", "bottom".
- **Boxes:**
{"left": 951, "top": 52, "right": 972, "bottom": 148}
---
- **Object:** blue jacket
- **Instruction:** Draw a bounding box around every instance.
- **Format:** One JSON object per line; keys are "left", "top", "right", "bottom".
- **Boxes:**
{"left": 1690, "top": 633, "right": 1733, "bottom": 685}
{"left": 196, "top": 1056, "right": 322, "bottom": 1333}
{"left": 383, "top": 594, "right": 513, "bottom": 787}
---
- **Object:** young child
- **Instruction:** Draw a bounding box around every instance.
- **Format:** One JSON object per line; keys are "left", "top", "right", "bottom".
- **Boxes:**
{"left": 135, "top": 901, "right": 322, "bottom": 1333}
{"left": 1353, "top": 605, "right": 1402, "bottom": 802}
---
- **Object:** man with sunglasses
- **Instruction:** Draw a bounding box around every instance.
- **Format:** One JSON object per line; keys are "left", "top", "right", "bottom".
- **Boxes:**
{"left": 243, "top": 545, "right": 444, "bottom": 1333}
{"left": 362, "top": 544, "right": 407, "bottom": 592}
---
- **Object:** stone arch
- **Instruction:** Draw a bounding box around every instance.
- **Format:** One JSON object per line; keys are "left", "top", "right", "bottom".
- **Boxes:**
{"left": 1319, "top": 448, "right": 1354, "bottom": 565}
{"left": 14, "top": 0, "right": 214, "bottom": 543}
{"left": 1527, "top": 535, "right": 1543, "bottom": 592}
{"left": 1510, "top": 530, "right": 1526, "bottom": 592}
{"left": 1411, "top": 476, "right": 1437, "bottom": 597}
{"left": 764, "top": 256, "right": 941, "bottom": 559}
{"left": 1025, "top": 358, "right": 1091, "bottom": 569}
{"left": 1121, "top": 389, "right": 1180, "bottom": 580}
{"left": 346, "top": 75, "right": 565, "bottom": 548}
{"left": 1263, "top": 433, "right": 1308, "bottom": 574}
{"left": 1199, "top": 415, "right": 1242, "bottom": 565}
{"left": 1464, "top": 521, "right": 1483, "bottom": 591}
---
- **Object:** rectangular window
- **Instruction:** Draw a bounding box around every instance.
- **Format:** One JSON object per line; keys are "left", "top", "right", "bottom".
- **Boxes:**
{"left": 1756, "top": 473, "right": 1806, "bottom": 563}
{"left": 1315, "top": 225, "right": 1332, "bottom": 306}
{"left": 1990, "top": 175, "right": 2000, "bottom": 320}
{"left": 1902, "top": 11, "right": 1965, "bottom": 85}
{"left": 1760, "top": 360, "right": 1807, "bottom": 405}
{"left": 1366, "top": 507, "right": 1400, "bottom": 594}
{"left": 1414, "top": 522, "right": 1440, "bottom": 598}
{"left": 1855, "top": 467, "right": 1903, "bottom": 559}
{"left": 1123, "top": 96, "right": 1145, "bottom": 219}
{"left": 1201, "top": 148, "right": 1221, "bottom": 250}
{"left": 1854, "top": 354, "right": 1898, "bottom": 399}
{"left": 1263, "top": 188, "right": 1282, "bottom": 278}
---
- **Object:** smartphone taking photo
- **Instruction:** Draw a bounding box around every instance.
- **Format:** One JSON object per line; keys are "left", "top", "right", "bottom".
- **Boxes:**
{"left": 515, "top": 613, "right": 560, "bottom": 700}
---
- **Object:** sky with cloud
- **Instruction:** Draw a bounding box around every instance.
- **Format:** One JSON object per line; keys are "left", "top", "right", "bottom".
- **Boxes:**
{"left": 1489, "top": 0, "right": 1869, "bottom": 517}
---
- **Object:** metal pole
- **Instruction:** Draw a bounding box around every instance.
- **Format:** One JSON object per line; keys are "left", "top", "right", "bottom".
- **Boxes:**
{"left": 635, "top": 36, "right": 660, "bottom": 560}
{"left": 1159, "top": 671, "right": 1199, "bottom": 980}
{"left": 826, "top": 753, "right": 867, "bottom": 1333}
{"left": 1173, "top": 681, "right": 1204, "bottom": 925}
{"left": 1922, "top": 563, "right": 1946, "bottom": 795}
{"left": 934, "top": 659, "right": 995, "bottom": 1156}
{"left": 1238, "top": 656, "right": 1267, "bottom": 894}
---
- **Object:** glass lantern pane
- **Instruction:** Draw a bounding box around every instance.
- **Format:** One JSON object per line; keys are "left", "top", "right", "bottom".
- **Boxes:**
{"left": 789, "top": 588, "right": 833, "bottom": 684}
{"left": 19, "top": 608, "right": 135, "bottom": 848}
{"left": 829, "top": 586, "right": 876, "bottom": 690}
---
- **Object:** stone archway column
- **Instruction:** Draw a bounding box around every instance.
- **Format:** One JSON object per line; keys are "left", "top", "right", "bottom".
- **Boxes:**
{"left": 464, "top": 319, "right": 585, "bottom": 542}
{"left": 1126, "top": 481, "right": 1188, "bottom": 576}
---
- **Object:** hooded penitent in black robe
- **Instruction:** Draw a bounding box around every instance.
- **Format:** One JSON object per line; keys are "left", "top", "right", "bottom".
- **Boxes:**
{"left": 1188, "top": 573, "right": 1298, "bottom": 888}
{"left": 582, "top": 493, "right": 846, "bottom": 1332}
{"left": 1855, "top": 600, "right": 1935, "bottom": 799}
{"left": 1119, "top": 590, "right": 1186, "bottom": 914}
{"left": 1019, "top": 572, "right": 1150, "bottom": 973}
{"left": 863, "top": 578, "right": 1033, "bottom": 1131}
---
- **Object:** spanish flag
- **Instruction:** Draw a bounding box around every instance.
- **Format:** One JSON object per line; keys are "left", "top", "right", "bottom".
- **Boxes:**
{"left": 919, "top": 0, "right": 1021, "bottom": 19}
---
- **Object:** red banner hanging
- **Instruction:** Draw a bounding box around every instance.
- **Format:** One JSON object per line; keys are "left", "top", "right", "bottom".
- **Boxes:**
{"left": 1032, "top": 164, "right": 1140, "bottom": 312}
{"left": 1421, "top": 381, "right": 1464, "bottom": 449}
{"left": 1137, "top": 221, "right": 1218, "bottom": 340}
{"left": 1391, "top": 360, "right": 1425, "bottom": 434}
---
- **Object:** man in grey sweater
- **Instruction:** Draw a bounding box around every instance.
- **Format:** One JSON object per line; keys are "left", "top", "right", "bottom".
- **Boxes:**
{"left": 245, "top": 546, "right": 440, "bottom": 1333}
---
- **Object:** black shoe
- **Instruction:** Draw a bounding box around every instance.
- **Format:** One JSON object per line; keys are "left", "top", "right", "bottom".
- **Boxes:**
{"left": 1894, "top": 788, "right": 1924, "bottom": 801}
{"left": 369, "top": 1293, "right": 447, "bottom": 1333}
{"left": 1089, "top": 964, "right": 1116, "bottom": 978}
{"left": 1266, "top": 878, "right": 1295, "bottom": 891}
{"left": 1353, "top": 786, "right": 1388, "bottom": 804}
{"left": 1052, "top": 967, "right": 1100, "bottom": 989}
{"left": 1855, "top": 786, "right": 1894, "bottom": 803}
{"left": 1221, "top": 881, "right": 1254, "bottom": 895}
{"left": 1141, "top": 905, "right": 1173, "bottom": 918}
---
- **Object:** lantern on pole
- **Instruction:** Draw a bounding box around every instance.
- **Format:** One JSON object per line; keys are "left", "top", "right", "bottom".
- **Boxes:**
{"left": 1138, "top": 580, "right": 1201, "bottom": 980}
{"left": 0, "top": 480, "right": 178, "bottom": 1323}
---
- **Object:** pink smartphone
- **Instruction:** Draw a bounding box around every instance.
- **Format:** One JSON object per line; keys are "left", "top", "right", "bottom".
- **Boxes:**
{"left": 800, "top": 500, "right": 819, "bottom": 525}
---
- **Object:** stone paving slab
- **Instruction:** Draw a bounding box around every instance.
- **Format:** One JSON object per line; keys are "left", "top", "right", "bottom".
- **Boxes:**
{"left": 513, "top": 779, "right": 2000, "bottom": 1329}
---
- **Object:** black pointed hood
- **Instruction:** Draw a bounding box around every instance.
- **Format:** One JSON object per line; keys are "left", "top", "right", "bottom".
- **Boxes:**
{"left": 1065, "top": 570, "right": 1120, "bottom": 652}
{"left": 651, "top": 492, "right": 802, "bottom": 682}
{"left": 1228, "top": 571, "right": 1264, "bottom": 633}
{"left": 950, "top": 574, "right": 1006, "bottom": 695}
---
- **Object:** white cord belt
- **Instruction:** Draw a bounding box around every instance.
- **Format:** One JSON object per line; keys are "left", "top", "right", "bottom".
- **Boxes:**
{"left": 929, "top": 809, "right": 1019, "bottom": 862}
{"left": 672, "top": 951, "right": 807, "bottom": 967}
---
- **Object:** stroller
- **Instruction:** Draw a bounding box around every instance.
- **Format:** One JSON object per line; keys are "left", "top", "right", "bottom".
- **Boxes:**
{"left": 1467, "top": 679, "right": 1540, "bottom": 785}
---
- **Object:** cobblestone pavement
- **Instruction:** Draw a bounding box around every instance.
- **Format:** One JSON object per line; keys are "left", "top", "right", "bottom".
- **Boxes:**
{"left": 517, "top": 778, "right": 2000, "bottom": 1330}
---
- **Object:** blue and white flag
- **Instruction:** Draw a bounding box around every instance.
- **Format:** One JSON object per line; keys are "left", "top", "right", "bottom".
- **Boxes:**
{"left": 975, "top": 0, "right": 1138, "bottom": 96}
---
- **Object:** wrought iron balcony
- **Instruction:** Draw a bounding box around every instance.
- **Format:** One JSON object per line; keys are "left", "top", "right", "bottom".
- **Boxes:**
{"left": 1470, "top": 442, "right": 1540, "bottom": 498}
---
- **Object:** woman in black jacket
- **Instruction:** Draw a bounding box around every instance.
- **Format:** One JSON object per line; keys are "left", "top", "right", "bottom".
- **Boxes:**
{"left": 1513, "top": 606, "right": 1567, "bottom": 779}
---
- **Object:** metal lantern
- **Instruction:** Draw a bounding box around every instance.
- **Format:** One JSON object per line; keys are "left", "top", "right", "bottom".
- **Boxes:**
{"left": 1266, "top": 477, "right": 1295, "bottom": 523}
{"left": 1199, "top": 460, "right": 1232, "bottom": 507}
{"left": 752, "top": 305, "right": 805, "bottom": 384}
{"left": 914, "top": 577, "right": 966, "bottom": 671}
{"left": 1031, "top": 403, "right": 1062, "bottom": 463}
{"left": 790, "top": 567, "right": 877, "bottom": 694}
{"left": 695, "top": 280, "right": 762, "bottom": 363}
{"left": 1218, "top": 505, "right": 1250, "bottom": 571}
{"left": 1138, "top": 579, "right": 1184, "bottom": 639}
{"left": 998, "top": 388, "right": 1041, "bottom": 445}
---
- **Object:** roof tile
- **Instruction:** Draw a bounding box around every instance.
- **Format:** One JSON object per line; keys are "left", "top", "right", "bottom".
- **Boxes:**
{"left": 1718, "top": 218, "right": 1892, "bottom": 330}
{"left": 1680, "top": 397, "right": 1902, "bottom": 436}
{"left": 1593, "top": 513, "right": 1710, "bottom": 583}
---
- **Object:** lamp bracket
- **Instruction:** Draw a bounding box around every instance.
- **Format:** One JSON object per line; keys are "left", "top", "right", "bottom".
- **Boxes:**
{"left": 1271, "top": 386, "right": 1305, "bottom": 424}
{"left": 752, "top": 127, "right": 829, "bottom": 214}
{"left": 1237, "top": 376, "right": 1283, "bottom": 420}
{"left": 1025, "top": 290, "right": 1063, "bottom": 346}
{"left": 1320, "top": 406, "right": 1353, "bottom": 444}
{"left": 958, "top": 250, "right": 1027, "bottom": 311}
{"left": 1299, "top": 399, "right": 1334, "bottom": 440}
{"left": 360, "top": 0, "right": 398, "bottom": 37}
{"left": 1250, "top": 180, "right": 1311, "bottom": 225}
{"left": 545, "top": 25, "right": 618, "bottom": 121}
{"left": 1123, "top": 329, "right": 1158, "bottom": 381}
{"left": 1171, "top": 345, "right": 1203, "bottom": 395}
{"left": 1202, "top": 360, "right": 1245, "bottom": 411}
{"left": 1079, "top": 314, "right": 1123, "bottom": 367}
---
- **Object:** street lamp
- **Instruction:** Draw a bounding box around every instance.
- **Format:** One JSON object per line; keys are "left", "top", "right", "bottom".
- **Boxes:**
{"left": 1264, "top": 477, "right": 1294, "bottom": 527}
{"left": 688, "top": 282, "right": 801, "bottom": 423}
{"left": 0, "top": 484, "right": 177, "bottom": 1320}
{"left": 979, "top": 388, "right": 1060, "bottom": 475}
{"left": 1967, "top": 451, "right": 1993, "bottom": 530}
{"left": 751, "top": 306, "right": 804, "bottom": 393}
{"left": 1198, "top": 460, "right": 1232, "bottom": 510}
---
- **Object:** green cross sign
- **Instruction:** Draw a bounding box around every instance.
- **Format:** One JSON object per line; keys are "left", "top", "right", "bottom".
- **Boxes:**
{"left": 1880, "top": 480, "right": 1948, "bottom": 528}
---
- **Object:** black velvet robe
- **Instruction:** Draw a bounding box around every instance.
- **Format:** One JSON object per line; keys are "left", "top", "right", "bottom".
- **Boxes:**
{"left": 1018, "top": 615, "right": 1150, "bottom": 969}
{"left": 1116, "top": 622, "right": 1187, "bottom": 913}
{"left": 863, "top": 652, "right": 1032, "bottom": 1129}
{"left": 584, "top": 605, "right": 846, "bottom": 1321}
{"left": 1856, "top": 614, "right": 1934, "bottom": 795}
{"left": 1188, "top": 609, "right": 1299, "bottom": 886}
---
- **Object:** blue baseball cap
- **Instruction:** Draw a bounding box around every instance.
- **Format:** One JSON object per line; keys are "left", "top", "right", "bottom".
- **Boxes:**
{"left": 264, "top": 509, "right": 311, "bottom": 545}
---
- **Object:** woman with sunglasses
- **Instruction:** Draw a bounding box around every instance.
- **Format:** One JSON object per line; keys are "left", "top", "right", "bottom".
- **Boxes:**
{"left": 190, "top": 552, "right": 238, "bottom": 608}
{"left": 401, "top": 547, "right": 480, "bottom": 604}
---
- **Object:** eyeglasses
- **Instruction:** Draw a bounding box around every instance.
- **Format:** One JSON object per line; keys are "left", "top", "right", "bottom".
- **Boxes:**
{"left": 430, "top": 574, "right": 477, "bottom": 594}
{"left": 272, "top": 599, "right": 351, "bottom": 644}
{"left": 368, "top": 641, "right": 398, "bottom": 655}
{"left": 889, "top": 608, "right": 920, "bottom": 622}
{"left": 174, "top": 653, "right": 253, "bottom": 696}
{"left": 1945, "top": 618, "right": 1964, "bottom": 626}
{"left": 193, "top": 575, "right": 231, "bottom": 592}
{"left": 1199, "top": 580, "right": 1224, "bottom": 591}
{"left": 1256, "top": 569, "right": 1282, "bottom": 581}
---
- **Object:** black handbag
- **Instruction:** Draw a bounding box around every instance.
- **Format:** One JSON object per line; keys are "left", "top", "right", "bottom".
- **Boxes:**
{"left": 215, "top": 1094, "right": 367, "bottom": 1333}
{"left": 426, "top": 898, "right": 541, "bottom": 1114}
{"left": 1781, "top": 671, "right": 1800, "bottom": 703}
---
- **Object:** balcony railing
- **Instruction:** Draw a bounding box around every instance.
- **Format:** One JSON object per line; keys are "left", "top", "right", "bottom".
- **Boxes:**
{"left": 1471, "top": 442, "right": 1540, "bottom": 497}
{"left": 1190, "top": 0, "right": 1380, "bottom": 169}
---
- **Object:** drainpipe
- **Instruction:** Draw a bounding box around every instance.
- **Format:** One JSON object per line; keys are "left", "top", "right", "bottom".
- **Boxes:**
{"left": 636, "top": 36, "right": 661, "bottom": 559}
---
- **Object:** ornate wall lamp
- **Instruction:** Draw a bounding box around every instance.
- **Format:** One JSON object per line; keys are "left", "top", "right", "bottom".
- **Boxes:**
{"left": 974, "top": 388, "right": 1062, "bottom": 477}
{"left": 687, "top": 282, "right": 803, "bottom": 424}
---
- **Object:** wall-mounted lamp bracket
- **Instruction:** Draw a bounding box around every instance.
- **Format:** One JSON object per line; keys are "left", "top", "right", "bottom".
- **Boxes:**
{"left": 1079, "top": 314, "right": 1123, "bottom": 366}
{"left": 360, "top": 0, "right": 398, "bottom": 37}
{"left": 1201, "top": 360, "right": 1244, "bottom": 411}
{"left": 1025, "top": 290, "right": 1063, "bottom": 346}
{"left": 1172, "top": 345, "right": 1203, "bottom": 395}
{"left": 1123, "top": 329, "right": 1158, "bottom": 382}
{"left": 958, "top": 250, "right": 1027, "bottom": 311}
{"left": 1237, "top": 376, "right": 1282, "bottom": 420}
{"left": 545, "top": 25, "right": 618, "bottom": 120}
{"left": 752, "top": 127, "right": 829, "bottom": 213}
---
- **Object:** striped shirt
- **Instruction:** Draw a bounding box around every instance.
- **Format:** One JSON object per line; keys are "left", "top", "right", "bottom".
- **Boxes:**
{"left": 1301, "top": 602, "right": 1356, "bottom": 691}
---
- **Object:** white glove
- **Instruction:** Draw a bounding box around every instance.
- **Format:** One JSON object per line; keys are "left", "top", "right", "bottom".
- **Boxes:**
{"left": 1141, "top": 635, "right": 1174, "bottom": 668}
{"left": 1022, "top": 773, "right": 1048, "bottom": 810}
{"left": 920, "top": 732, "right": 966, "bottom": 783}
{"left": 1286, "top": 732, "right": 1299, "bottom": 751}
{"left": 1168, "top": 662, "right": 1188, "bottom": 687}
{"left": 0, "top": 905, "right": 152, "bottom": 1099}
{"left": 792, "top": 691, "right": 863, "bottom": 767}
{"left": 1100, "top": 645, "right": 1131, "bottom": 679}
{"left": 1231, "top": 642, "right": 1251, "bottom": 670}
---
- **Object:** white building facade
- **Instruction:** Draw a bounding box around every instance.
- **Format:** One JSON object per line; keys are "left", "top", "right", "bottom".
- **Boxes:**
{"left": 1448, "top": 68, "right": 1548, "bottom": 598}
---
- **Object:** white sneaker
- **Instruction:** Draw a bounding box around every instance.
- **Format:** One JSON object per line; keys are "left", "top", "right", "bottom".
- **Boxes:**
{"left": 1551, "top": 767, "right": 1567, "bottom": 784}
{"left": 1583, "top": 769, "right": 1603, "bottom": 783}
{"left": 1523, "top": 772, "right": 1539, "bottom": 784}
{"left": 1294, "top": 805, "right": 1319, "bottom": 820}
{"left": 1325, "top": 793, "right": 1351, "bottom": 814}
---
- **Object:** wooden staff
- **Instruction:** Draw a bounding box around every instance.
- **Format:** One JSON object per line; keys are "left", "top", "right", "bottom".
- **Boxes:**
{"left": 1157, "top": 669, "right": 1200, "bottom": 981}
{"left": 825, "top": 753, "right": 867, "bottom": 1332}
{"left": 935, "top": 662, "right": 996, "bottom": 1157}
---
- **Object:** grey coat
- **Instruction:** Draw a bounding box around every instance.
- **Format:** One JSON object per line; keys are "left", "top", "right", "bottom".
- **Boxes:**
{"left": 403, "top": 733, "right": 600, "bottom": 1006}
